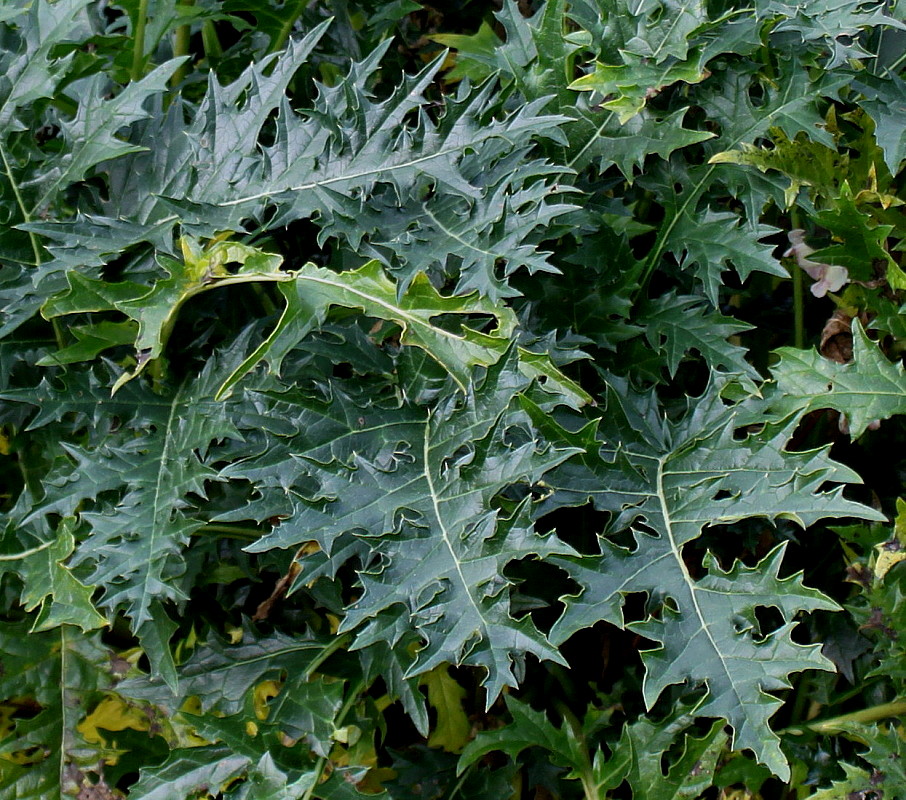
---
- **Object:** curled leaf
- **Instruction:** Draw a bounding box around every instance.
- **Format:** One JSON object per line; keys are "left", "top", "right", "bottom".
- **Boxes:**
{"left": 820, "top": 309, "right": 855, "bottom": 364}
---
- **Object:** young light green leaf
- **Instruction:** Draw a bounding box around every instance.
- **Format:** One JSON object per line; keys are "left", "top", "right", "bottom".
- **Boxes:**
{"left": 570, "top": 52, "right": 710, "bottom": 123}
{"left": 421, "top": 665, "right": 471, "bottom": 753}
{"left": 709, "top": 129, "right": 844, "bottom": 209}
{"left": 216, "top": 260, "right": 517, "bottom": 399}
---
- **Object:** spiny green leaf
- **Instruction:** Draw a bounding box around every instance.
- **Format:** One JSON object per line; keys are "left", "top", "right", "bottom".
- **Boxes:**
{"left": 154, "top": 37, "right": 569, "bottom": 240}
{"left": 35, "top": 319, "right": 137, "bottom": 366}
{"left": 855, "top": 72, "right": 906, "bottom": 174}
{"left": 528, "top": 377, "right": 879, "bottom": 779}
{"left": 0, "top": 517, "right": 108, "bottom": 633}
{"left": 700, "top": 60, "right": 840, "bottom": 149}
{"left": 457, "top": 695, "right": 584, "bottom": 776}
{"left": 216, "top": 260, "right": 518, "bottom": 399}
{"left": 41, "top": 271, "right": 150, "bottom": 317}
{"left": 622, "top": 0, "right": 710, "bottom": 64}
{"left": 0, "top": 0, "right": 91, "bottom": 134}
{"left": 571, "top": 52, "right": 710, "bottom": 123}
{"left": 227, "top": 351, "right": 578, "bottom": 702}
{"left": 640, "top": 291, "right": 756, "bottom": 379}
{"left": 763, "top": 0, "right": 906, "bottom": 67}
{"left": 808, "top": 182, "right": 901, "bottom": 286}
{"left": 435, "top": 0, "right": 576, "bottom": 103}
{"left": 666, "top": 209, "right": 785, "bottom": 305}
{"left": 808, "top": 763, "right": 877, "bottom": 799}
{"left": 4, "top": 359, "right": 242, "bottom": 655}
{"left": 458, "top": 696, "right": 725, "bottom": 799}
{"left": 623, "top": 711, "right": 727, "bottom": 800}
{"left": 227, "top": 754, "right": 318, "bottom": 800}
{"left": 119, "top": 625, "right": 330, "bottom": 716}
{"left": 814, "top": 722, "right": 906, "bottom": 798}
{"left": 432, "top": 22, "right": 506, "bottom": 83}
{"left": 0, "top": 625, "right": 112, "bottom": 798}
{"left": 596, "top": 106, "right": 714, "bottom": 180}
{"left": 265, "top": 675, "right": 346, "bottom": 759}
{"left": 137, "top": 603, "right": 180, "bottom": 696}
{"left": 2, "top": 2, "right": 903, "bottom": 796}
{"left": 31, "top": 60, "right": 184, "bottom": 214}
{"left": 640, "top": 60, "right": 843, "bottom": 299}
{"left": 129, "top": 745, "right": 253, "bottom": 800}
{"left": 318, "top": 156, "right": 578, "bottom": 303}
{"left": 761, "top": 318, "right": 906, "bottom": 438}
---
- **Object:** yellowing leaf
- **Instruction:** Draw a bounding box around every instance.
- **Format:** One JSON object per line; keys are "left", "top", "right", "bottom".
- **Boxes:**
{"left": 570, "top": 53, "right": 710, "bottom": 123}
{"left": 77, "top": 695, "right": 151, "bottom": 745}
{"left": 254, "top": 680, "right": 282, "bottom": 720}
{"left": 874, "top": 497, "right": 906, "bottom": 580}
{"left": 421, "top": 665, "right": 471, "bottom": 753}
{"left": 873, "top": 544, "right": 906, "bottom": 581}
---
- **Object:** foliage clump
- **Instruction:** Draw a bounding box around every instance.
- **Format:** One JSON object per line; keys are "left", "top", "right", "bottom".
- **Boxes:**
{"left": 2, "top": 1, "right": 906, "bottom": 798}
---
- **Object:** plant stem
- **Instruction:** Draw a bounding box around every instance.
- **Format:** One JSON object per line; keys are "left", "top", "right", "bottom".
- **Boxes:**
{"left": 793, "top": 254, "right": 805, "bottom": 349}
{"left": 251, "top": 282, "right": 278, "bottom": 316}
{"left": 131, "top": 0, "right": 150, "bottom": 82}
{"left": 0, "top": 140, "right": 42, "bottom": 266}
{"left": 171, "top": 0, "right": 195, "bottom": 88}
{"left": 200, "top": 524, "right": 265, "bottom": 540}
{"left": 51, "top": 318, "right": 64, "bottom": 350}
{"left": 785, "top": 699, "right": 906, "bottom": 735}
{"left": 0, "top": 539, "right": 55, "bottom": 561}
{"left": 446, "top": 762, "right": 473, "bottom": 800}
{"left": 303, "top": 633, "right": 352, "bottom": 682}
{"left": 884, "top": 48, "right": 906, "bottom": 76}
{"left": 201, "top": 20, "right": 222, "bottom": 60}
{"left": 631, "top": 166, "right": 717, "bottom": 306}
{"left": 790, "top": 207, "right": 805, "bottom": 348}
{"left": 787, "top": 672, "right": 812, "bottom": 727}
{"left": 554, "top": 700, "right": 598, "bottom": 800}
{"left": 267, "top": 0, "right": 311, "bottom": 54}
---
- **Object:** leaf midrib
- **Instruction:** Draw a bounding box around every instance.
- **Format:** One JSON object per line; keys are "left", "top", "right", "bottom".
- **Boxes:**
{"left": 220, "top": 145, "right": 478, "bottom": 207}
{"left": 139, "top": 382, "right": 183, "bottom": 625}
{"left": 654, "top": 454, "right": 742, "bottom": 710}
{"left": 424, "top": 412, "right": 485, "bottom": 630}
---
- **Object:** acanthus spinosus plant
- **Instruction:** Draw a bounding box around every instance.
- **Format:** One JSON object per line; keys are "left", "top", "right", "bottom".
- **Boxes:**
{"left": 2, "top": 0, "right": 906, "bottom": 798}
